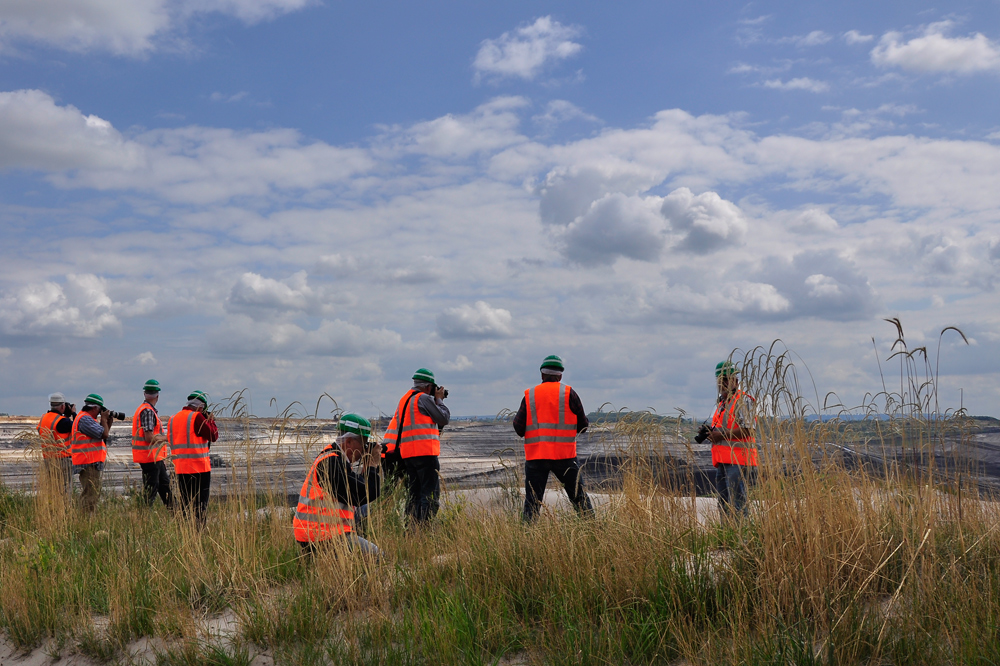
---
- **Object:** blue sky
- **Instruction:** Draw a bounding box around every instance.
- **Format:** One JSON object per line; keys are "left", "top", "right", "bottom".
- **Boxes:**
{"left": 1, "top": 1, "right": 998, "bottom": 418}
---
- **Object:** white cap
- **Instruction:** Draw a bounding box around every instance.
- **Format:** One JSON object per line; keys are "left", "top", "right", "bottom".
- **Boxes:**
{"left": 49, "top": 392, "right": 66, "bottom": 404}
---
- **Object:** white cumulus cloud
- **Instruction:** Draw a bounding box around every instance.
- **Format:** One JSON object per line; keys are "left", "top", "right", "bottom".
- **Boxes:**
{"left": 844, "top": 30, "right": 874, "bottom": 45}
{"left": 437, "top": 301, "right": 513, "bottom": 339}
{"left": 0, "top": 274, "right": 121, "bottom": 337}
{"left": 0, "top": 89, "right": 143, "bottom": 171}
{"left": 226, "top": 271, "right": 329, "bottom": 317}
{"left": 0, "top": 89, "right": 374, "bottom": 204}
{"left": 132, "top": 351, "right": 158, "bottom": 365}
{"left": 384, "top": 96, "right": 528, "bottom": 160}
{"left": 0, "top": 0, "right": 313, "bottom": 56}
{"left": 871, "top": 22, "right": 1000, "bottom": 74}
{"left": 562, "top": 193, "right": 667, "bottom": 265}
{"left": 660, "top": 188, "right": 746, "bottom": 254}
{"left": 473, "top": 16, "right": 583, "bottom": 82}
{"left": 762, "top": 77, "right": 830, "bottom": 92}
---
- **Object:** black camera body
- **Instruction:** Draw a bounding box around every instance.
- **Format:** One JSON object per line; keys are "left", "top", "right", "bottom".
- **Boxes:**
{"left": 434, "top": 384, "right": 449, "bottom": 399}
{"left": 694, "top": 423, "right": 713, "bottom": 444}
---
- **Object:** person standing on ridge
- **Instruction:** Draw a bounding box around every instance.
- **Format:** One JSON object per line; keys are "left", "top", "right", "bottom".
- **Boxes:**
{"left": 384, "top": 368, "right": 449, "bottom": 525}
{"left": 705, "top": 360, "right": 757, "bottom": 518}
{"left": 71, "top": 394, "right": 113, "bottom": 513}
{"left": 512, "top": 355, "right": 594, "bottom": 522}
{"left": 36, "top": 392, "right": 75, "bottom": 497}
{"left": 132, "top": 379, "right": 173, "bottom": 509}
{"left": 294, "top": 414, "right": 382, "bottom": 557}
{"left": 168, "top": 390, "right": 218, "bottom": 526}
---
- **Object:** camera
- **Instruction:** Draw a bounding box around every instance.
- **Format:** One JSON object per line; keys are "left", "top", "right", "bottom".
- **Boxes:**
{"left": 102, "top": 407, "right": 127, "bottom": 421}
{"left": 434, "top": 384, "right": 449, "bottom": 399}
{"left": 694, "top": 423, "right": 713, "bottom": 444}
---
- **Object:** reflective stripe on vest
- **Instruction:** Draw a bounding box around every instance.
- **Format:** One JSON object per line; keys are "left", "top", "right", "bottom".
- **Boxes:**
{"left": 292, "top": 447, "right": 354, "bottom": 542}
{"left": 37, "top": 411, "right": 72, "bottom": 459}
{"left": 390, "top": 389, "right": 440, "bottom": 459}
{"left": 71, "top": 412, "right": 107, "bottom": 465}
{"left": 523, "top": 382, "right": 578, "bottom": 461}
{"left": 710, "top": 390, "right": 758, "bottom": 467}
{"left": 168, "top": 409, "right": 210, "bottom": 474}
{"left": 132, "top": 402, "right": 166, "bottom": 463}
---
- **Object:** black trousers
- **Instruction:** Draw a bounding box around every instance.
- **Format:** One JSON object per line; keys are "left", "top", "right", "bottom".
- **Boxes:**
{"left": 402, "top": 455, "right": 440, "bottom": 525}
{"left": 523, "top": 458, "right": 594, "bottom": 522}
{"left": 139, "top": 460, "right": 173, "bottom": 508}
{"left": 176, "top": 471, "right": 210, "bottom": 526}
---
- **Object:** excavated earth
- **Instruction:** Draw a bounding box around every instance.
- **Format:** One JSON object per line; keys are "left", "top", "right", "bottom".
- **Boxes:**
{"left": 2, "top": 416, "right": 999, "bottom": 500}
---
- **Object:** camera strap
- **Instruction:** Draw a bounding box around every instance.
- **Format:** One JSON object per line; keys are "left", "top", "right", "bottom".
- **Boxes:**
{"left": 394, "top": 391, "right": 417, "bottom": 452}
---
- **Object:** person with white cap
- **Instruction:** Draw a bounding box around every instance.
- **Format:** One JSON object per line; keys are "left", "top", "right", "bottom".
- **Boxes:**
{"left": 36, "top": 392, "right": 76, "bottom": 496}
{"left": 512, "top": 355, "right": 594, "bottom": 522}
{"left": 132, "top": 379, "right": 173, "bottom": 509}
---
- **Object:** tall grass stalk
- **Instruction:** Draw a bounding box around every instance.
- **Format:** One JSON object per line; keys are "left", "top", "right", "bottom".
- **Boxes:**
{"left": 1, "top": 325, "right": 996, "bottom": 664}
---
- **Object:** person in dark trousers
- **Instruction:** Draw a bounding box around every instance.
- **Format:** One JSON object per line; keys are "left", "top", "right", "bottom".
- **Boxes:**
{"left": 294, "top": 414, "right": 382, "bottom": 557}
{"left": 37, "top": 392, "right": 75, "bottom": 497}
{"left": 383, "top": 368, "right": 450, "bottom": 526}
{"left": 168, "top": 390, "right": 218, "bottom": 527}
{"left": 131, "top": 379, "right": 173, "bottom": 509}
{"left": 513, "top": 355, "right": 594, "bottom": 522}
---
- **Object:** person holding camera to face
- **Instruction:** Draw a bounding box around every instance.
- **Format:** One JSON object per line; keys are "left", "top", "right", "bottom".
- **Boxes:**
{"left": 167, "top": 390, "right": 219, "bottom": 527}
{"left": 132, "top": 379, "right": 173, "bottom": 509}
{"left": 71, "top": 393, "right": 114, "bottom": 513}
{"left": 294, "top": 414, "right": 382, "bottom": 557}
{"left": 37, "top": 392, "right": 76, "bottom": 497}
{"left": 384, "top": 368, "right": 450, "bottom": 526}
{"left": 512, "top": 355, "right": 594, "bottom": 522}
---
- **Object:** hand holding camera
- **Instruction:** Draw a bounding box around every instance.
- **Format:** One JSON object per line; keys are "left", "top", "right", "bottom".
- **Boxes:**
{"left": 434, "top": 384, "right": 449, "bottom": 400}
{"left": 694, "top": 423, "right": 714, "bottom": 444}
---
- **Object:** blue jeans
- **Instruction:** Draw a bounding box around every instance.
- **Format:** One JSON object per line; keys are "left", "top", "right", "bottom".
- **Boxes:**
{"left": 715, "top": 463, "right": 751, "bottom": 519}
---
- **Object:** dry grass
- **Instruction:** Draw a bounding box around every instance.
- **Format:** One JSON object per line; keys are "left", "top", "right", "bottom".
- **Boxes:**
{"left": 2, "top": 324, "right": 998, "bottom": 664}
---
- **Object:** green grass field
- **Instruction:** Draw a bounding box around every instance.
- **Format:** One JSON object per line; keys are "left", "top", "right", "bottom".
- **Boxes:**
{"left": 3, "top": 331, "right": 995, "bottom": 665}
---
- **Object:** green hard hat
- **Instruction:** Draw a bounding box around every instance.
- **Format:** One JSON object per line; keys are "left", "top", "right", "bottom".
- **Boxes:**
{"left": 83, "top": 393, "right": 104, "bottom": 407}
{"left": 715, "top": 361, "right": 737, "bottom": 377}
{"left": 187, "top": 390, "right": 209, "bottom": 406}
{"left": 540, "top": 355, "right": 565, "bottom": 372}
{"left": 338, "top": 413, "right": 372, "bottom": 438}
{"left": 143, "top": 379, "right": 161, "bottom": 393}
{"left": 412, "top": 368, "right": 435, "bottom": 383}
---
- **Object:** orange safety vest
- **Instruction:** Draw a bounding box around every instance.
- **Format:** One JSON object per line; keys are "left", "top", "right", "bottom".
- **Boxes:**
{"left": 293, "top": 447, "right": 354, "bottom": 542}
{"left": 168, "top": 408, "right": 210, "bottom": 474}
{"left": 71, "top": 412, "right": 107, "bottom": 466}
{"left": 37, "top": 411, "right": 72, "bottom": 459}
{"left": 523, "top": 382, "right": 578, "bottom": 461}
{"left": 385, "top": 389, "right": 440, "bottom": 459}
{"left": 132, "top": 402, "right": 167, "bottom": 464}
{"left": 710, "top": 390, "right": 758, "bottom": 467}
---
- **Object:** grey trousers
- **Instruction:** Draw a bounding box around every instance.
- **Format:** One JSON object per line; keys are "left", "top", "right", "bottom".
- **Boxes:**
{"left": 79, "top": 464, "right": 102, "bottom": 513}
{"left": 298, "top": 534, "right": 382, "bottom": 559}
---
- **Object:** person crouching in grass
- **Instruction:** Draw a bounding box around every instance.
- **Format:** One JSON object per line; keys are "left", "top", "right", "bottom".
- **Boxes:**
{"left": 294, "top": 414, "right": 382, "bottom": 558}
